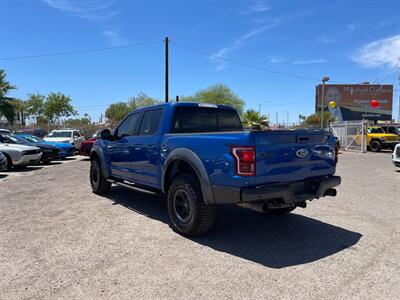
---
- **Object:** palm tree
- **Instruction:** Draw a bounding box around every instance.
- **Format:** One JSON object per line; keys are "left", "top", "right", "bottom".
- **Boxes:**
{"left": 242, "top": 109, "right": 268, "bottom": 129}
{"left": 0, "top": 69, "right": 17, "bottom": 124}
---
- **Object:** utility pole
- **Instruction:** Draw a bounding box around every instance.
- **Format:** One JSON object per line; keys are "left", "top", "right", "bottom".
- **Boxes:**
{"left": 276, "top": 111, "right": 278, "bottom": 127}
{"left": 165, "top": 36, "right": 169, "bottom": 103}
{"left": 320, "top": 76, "right": 330, "bottom": 129}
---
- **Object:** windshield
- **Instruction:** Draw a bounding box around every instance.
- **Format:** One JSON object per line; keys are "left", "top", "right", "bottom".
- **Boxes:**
{"left": 367, "top": 127, "right": 385, "bottom": 134}
{"left": 48, "top": 131, "right": 72, "bottom": 138}
{"left": 23, "top": 135, "right": 44, "bottom": 143}
{"left": 0, "top": 134, "right": 31, "bottom": 145}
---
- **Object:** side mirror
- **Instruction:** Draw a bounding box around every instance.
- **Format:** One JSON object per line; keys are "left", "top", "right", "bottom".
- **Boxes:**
{"left": 100, "top": 129, "right": 112, "bottom": 140}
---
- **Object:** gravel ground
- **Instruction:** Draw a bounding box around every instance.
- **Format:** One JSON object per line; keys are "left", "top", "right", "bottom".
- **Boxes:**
{"left": 0, "top": 152, "right": 399, "bottom": 299}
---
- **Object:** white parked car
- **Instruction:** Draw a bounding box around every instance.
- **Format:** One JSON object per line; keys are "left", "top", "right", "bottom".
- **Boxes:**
{"left": 0, "top": 143, "right": 42, "bottom": 170}
{"left": 392, "top": 144, "right": 400, "bottom": 168}
{"left": 44, "top": 129, "right": 85, "bottom": 148}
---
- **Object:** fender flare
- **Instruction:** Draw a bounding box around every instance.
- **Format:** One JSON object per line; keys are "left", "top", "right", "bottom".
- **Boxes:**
{"left": 162, "top": 148, "right": 215, "bottom": 204}
{"left": 90, "top": 143, "right": 111, "bottom": 178}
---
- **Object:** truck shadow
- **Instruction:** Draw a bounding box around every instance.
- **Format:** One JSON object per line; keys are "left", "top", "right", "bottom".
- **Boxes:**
{"left": 106, "top": 186, "right": 362, "bottom": 269}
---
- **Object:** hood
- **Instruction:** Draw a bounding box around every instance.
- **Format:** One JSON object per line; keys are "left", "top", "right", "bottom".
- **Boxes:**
{"left": 0, "top": 143, "right": 41, "bottom": 151}
{"left": 43, "top": 141, "right": 73, "bottom": 149}
{"left": 34, "top": 143, "right": 60, "bottom": 150}
{"left": 44, "top": 137, "right": 72, "bottom": 143}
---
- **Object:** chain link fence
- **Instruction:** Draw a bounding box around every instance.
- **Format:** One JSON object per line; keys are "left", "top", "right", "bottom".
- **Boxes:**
{"left": 330, "top": 121, "right": 367, "bottom": 152}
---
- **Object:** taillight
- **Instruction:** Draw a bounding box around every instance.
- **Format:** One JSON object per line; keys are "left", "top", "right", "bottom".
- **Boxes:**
{"left": 232, "top": 146, "right": 255, "bottom": 176}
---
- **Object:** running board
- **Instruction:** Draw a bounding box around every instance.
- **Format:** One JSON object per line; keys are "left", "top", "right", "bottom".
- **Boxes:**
{"left": 107, "top": 179, "right": 158, "bottom": 195}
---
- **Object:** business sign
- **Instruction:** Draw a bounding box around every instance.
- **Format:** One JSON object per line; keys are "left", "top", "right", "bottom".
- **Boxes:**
{"left": 315, "top": 84, "right": 393, "bottom": 121}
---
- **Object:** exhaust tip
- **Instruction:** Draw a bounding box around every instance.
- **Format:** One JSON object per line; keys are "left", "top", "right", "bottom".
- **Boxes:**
{"left": 323, "top": 188, "right": 337, "bottom": 197}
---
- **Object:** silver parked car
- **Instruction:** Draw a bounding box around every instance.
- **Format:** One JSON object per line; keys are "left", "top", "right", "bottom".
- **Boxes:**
{"left": 0, "top": 143, "right": 42, "bottom": 170}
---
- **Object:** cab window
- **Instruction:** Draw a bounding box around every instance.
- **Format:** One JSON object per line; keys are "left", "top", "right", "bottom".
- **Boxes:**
{"left": 139, "top": 109, "right": 163, "bottom": 136}
{"left": 116, "top": 113, "right": 140, "bottom": 138}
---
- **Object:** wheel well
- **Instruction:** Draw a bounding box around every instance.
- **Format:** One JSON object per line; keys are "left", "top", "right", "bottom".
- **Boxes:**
{"left": 90, "top": 151, "right": 99, "bottom": 161}
{"left": 3, "top": 152, "right": 12, "bottom": 164}
{"left": 164, "top": 160, "right": 198, "bottom": 192}
{"left": 370, "top": 139, "right": 382, "bottom": 145}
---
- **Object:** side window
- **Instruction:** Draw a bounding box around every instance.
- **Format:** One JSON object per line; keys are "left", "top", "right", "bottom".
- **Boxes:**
{"left": 116, "top": 114, "right": 140, "bottom": 138}
{"left": 139, "top": 109, "right": 163, "bottom": 136}
{"left": 73, "top": 131, "right": 80, "bottom": 138}
{"left": 387, "top": 127, "right": 396, "bottom": 134}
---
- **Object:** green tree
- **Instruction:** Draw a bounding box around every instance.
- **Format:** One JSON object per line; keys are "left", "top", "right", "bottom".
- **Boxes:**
{"left": 43, "top": 92, "right": 77, "bottom": 125}
{"left": 0, "top": 69, "right": 17, "bottom": 124}
{"left": 25, "top": 93, "right": 45, "bottom": 122}
{"left": 128, "top": 92, "right": 160, "bottom": 110}
{"left": 242, "top": 109, "right": 268, "bottom": 127}
{"left": 303, "top": 111, "right": 336, "bottom": 127}
{"left": 181, "top": 84, "right": 245, "bottom": 115}
{"left": 105, "top": 102, "right": 131, "bottom": 126}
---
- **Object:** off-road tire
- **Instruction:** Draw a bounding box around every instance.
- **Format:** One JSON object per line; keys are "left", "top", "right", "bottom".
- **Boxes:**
{"left": 267, "top": 206, "right": 296, "bottom": 215}
{"left": 370, "top": 140, "right": 382, "bottom": 152}
{"left": 90, "top": 159, "right": 111, "bottom": 194}
{"left": 167, "top": 173, "right": 216, "bottom": 236}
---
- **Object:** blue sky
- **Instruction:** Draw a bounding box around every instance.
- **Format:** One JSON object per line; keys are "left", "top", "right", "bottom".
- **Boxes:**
{"left": 1, "top": 0, "right": 399, "bottom": 124}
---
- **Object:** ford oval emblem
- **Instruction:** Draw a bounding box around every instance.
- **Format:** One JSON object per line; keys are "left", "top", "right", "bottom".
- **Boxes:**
{"left": 296, "top": 149, "right": 309, "bottom": 158}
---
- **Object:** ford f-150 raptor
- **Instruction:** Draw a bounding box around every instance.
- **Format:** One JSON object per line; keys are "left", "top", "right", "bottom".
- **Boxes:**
{"left": 90, "top": 102, "right": 341, "bottom": 236}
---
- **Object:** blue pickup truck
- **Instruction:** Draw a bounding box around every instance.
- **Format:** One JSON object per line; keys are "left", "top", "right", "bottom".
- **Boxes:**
{"left": 90, "top": 102, "right": 340, "bottom": 236}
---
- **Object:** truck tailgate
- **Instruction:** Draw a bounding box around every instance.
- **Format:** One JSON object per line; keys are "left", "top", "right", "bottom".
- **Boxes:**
{"left": 253, "top": 130, "right": 336, "bottom": 185}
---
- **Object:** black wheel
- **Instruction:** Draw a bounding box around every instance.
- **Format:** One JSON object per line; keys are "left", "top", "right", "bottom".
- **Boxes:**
{"left": 370, "top": 141, "right": 382, "bottom": 152}
{"left": 4, "top": 154, "right": 13, "bottom": 171}
{"left": 267, "top": 206, "right": 296, "bottom": 215}
{"left": 90, "top": 159, "right": 111, "bottom": 194}
{"left": 167, "top": 173, "right": 216, "bottom": 236}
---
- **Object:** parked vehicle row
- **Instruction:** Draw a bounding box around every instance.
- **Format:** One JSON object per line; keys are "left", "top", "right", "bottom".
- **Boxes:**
{"left": 0, "top": 128, "right": 81, "bottom": 170}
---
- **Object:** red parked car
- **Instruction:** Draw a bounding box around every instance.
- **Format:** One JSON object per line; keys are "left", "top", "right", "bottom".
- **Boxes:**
{"left": 80, "top": 132, "right": 100, "bottom": 156}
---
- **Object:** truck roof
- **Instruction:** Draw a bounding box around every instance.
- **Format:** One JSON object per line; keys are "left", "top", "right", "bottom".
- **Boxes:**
{"left": 129, "top": 102, "right": 237, "bottom": 114}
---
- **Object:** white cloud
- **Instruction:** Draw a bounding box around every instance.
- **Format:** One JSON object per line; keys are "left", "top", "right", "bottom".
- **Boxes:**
{"left": 347, "top": 23, "right": 360, "bottom": 31}
{"left": 317, "top": 34, "right": 334, "bottom": 44}
{"left": 242, "top": 1, "right": 271, "bottom": 15}
{"left": 102, "top": 30, "right": 128, "bottom": 47}
{"left": 293, "top": 59, "right": 326, "bottom": 65}
{"left": 352, "top": 35, "right": 400, "bottom": 69}
{"left": 268, "top": 56, "right": 286, "bottom": 64}
{"left": 42, "top": 0, "right": 120, "bottom": 20}
{"left": 211, "top": 15, "right": 288, "bottom": 70}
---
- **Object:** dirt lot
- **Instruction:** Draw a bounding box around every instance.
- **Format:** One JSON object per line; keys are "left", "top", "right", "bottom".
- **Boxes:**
{"left": 1, "top": 152, "right": 399, "bottom": 299}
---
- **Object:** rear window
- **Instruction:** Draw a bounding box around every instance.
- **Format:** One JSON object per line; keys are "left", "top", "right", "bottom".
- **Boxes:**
{"left": 171, "top": 106, "right": 242, "bottom": 133}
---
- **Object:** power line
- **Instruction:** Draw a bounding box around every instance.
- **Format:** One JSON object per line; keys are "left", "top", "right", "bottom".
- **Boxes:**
{"left": 170, "top": 40, "right": 323, "bottom": 82}
{"left": 0, "top": 40, "right": 162, "bottom": 62}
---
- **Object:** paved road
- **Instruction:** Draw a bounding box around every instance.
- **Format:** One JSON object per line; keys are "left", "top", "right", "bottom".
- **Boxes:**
{"left": 0, "top": 152, "right": 399, "bottom": 299}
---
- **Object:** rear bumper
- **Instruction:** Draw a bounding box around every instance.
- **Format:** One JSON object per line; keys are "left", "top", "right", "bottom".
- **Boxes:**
{"left": 212, "top": 176, "right": 341, "bottom": 206}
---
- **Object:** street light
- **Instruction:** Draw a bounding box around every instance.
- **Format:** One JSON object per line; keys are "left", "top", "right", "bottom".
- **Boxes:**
{"left": 321, "top": 76, "right": 330, "bottom": 129}
{"left": 281, "top": 110, "right": 289, "bottom": 128}
{"left": 258, "top": 100, "right": 269, "bottom": 115}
